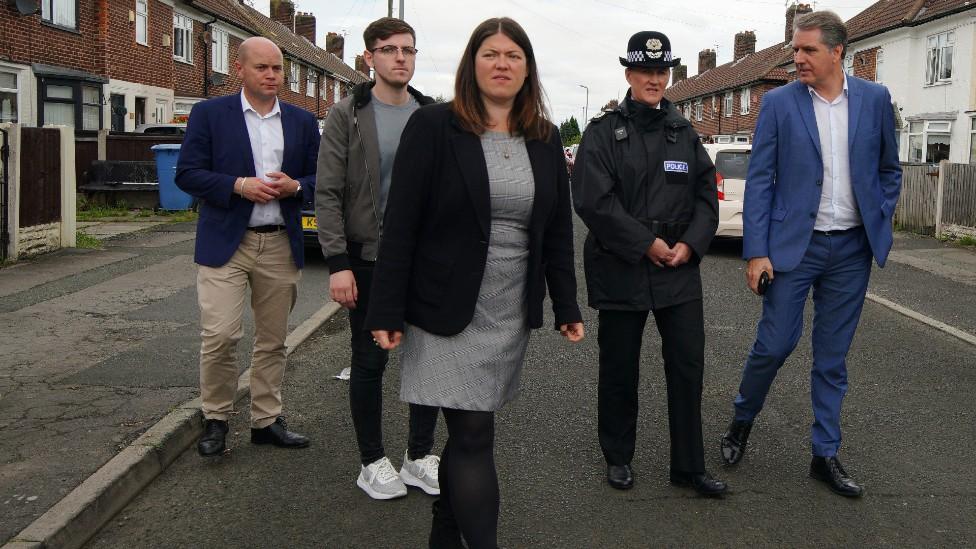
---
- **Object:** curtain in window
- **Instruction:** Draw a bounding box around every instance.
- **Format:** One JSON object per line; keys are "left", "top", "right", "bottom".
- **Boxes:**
{"left": 0, "top": 72, "right": 16, "bottom": 123}
{"left": 45, "top": 103, "right": 74, "bottom": 127}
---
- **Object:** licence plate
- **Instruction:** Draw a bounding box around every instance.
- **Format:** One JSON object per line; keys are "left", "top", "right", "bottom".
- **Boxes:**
{"left": 302, "top": 216, "right": 317, "bottom": 230}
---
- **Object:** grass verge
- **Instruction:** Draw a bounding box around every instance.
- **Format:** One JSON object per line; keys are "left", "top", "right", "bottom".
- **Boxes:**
{"left": 76, "top": 231, "right": 103, "bottom": 249}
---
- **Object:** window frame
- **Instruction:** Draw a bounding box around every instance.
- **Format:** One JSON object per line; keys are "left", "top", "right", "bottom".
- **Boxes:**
{"left": 739, "top": 87, "right": 750, "bottom": 115}
{"left": 288, "top": 62, "right": 301, "bottom": 93}
{"left": 969, "top": 117, "right": 976, "bottom": 164}
{"left": 907, "top": 120, "right": 952, "bottom": 163}
{"left": 711, "top": 95, "right": 717, "bottom": 119}
{"left": 135, "top": 0, "right": 149, "bottom": 46}
{"left": 41, "top": 0, "right": 78, "bottom": 31}
{"left": 875, "top": 49, "right": 884, "bottom": 84}
{"left": 173, "top": 13, "right": 194, "bottom": 64}
{"left": 0, "top": 70, "right": 20, "bottom": 124}
{"left": 334, "top": 80, "right": 341, "bottom": 102}
{"left": 925, "top": 30, "right": 955, "bottom": 85}
{"left": 37, "top": 77, "right": 103, "bottom": 131}
{"left": 211, "top": 27, "right": 230, "bottom": 75}
{"left": 843, "top": 53, "right": 853, "bottom": 76}
{"left": 306, "top": 70, "right": 317, "bottom": 97}
{"left": 694, "top": 99, "right": 702, "bottom": 122}
{"left": 724, "top": 91, "right": 733, "bottom": 117}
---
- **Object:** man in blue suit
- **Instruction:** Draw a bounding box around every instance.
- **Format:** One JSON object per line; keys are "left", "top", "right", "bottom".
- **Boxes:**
{"left": 176, "top": 37, "right": 320, "bottom": 457}
{"left": 720, "top": 11, "right": 901, "bottom": 497}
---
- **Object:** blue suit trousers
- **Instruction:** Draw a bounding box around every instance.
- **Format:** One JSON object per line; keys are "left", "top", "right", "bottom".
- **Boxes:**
{"left": 733, "top": 226, "right": 873, "bottom": 457}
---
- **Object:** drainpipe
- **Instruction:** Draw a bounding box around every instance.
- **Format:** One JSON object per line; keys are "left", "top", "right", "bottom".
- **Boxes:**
{"left": 1, "top": 127, "right": 9, "bottom": 262}
{"left": 203, "top": 16, "right": 218, "bottom": 98}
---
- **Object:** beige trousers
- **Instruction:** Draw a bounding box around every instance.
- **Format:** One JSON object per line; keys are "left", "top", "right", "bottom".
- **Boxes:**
{"left": 197, "top": 230, "right": 300, "bottom": 428}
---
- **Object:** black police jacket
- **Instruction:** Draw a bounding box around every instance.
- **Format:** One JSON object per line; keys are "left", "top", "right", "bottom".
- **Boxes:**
{"left": 572, "top": 95, "right": 718, "bottom": 310}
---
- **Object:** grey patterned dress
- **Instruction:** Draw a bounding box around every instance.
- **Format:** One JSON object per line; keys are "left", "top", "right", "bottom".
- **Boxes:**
{"left": 399, "top": 131, "right": 535, "bottom": 411}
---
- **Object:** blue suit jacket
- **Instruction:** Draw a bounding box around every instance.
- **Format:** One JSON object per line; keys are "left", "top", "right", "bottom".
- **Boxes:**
{"left": 742, "top": 76, "right": 902, "bottom": 271}
{"left": 175, "top": 92, "right": 319, "bottom": 269}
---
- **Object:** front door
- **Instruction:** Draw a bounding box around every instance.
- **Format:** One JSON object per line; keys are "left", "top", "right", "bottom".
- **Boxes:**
{"left": 134, "top": 97, "right": 146, "bottom": 126}
{"left": 110, "top": 94, "right": 126, "bottom": 131}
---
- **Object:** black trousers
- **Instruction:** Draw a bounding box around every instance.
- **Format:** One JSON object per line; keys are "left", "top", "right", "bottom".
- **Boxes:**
{"left": 597, "top": 300, "right": 705, "bottom": 473}
{"left": 348, "top": 257, "right": 439, "bottom": 465}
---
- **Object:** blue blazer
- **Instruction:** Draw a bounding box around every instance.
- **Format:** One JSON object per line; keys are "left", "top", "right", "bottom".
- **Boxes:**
{"left": 742, "top": 76, "right": 902, "bottom": 271}
{"left": 176, "top": 93, "right": 319, "bottom": 269}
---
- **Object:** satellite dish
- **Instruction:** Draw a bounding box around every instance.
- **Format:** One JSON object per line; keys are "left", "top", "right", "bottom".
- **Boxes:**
{"left": 209, "top": 73, "right": 226, "bottom": 86}
{"left": 8, "top": 0, "right": 39, "bottom": 15}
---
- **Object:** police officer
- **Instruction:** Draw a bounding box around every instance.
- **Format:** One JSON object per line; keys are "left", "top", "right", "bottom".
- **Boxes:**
{"left": 572, "top": 31, "right": 726, "bottom": 496}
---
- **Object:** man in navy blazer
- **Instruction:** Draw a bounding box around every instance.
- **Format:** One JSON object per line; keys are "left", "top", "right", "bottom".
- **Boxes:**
{"left": 176, "top": 37, "right": 319, "bottom": 457}
{"left": 720, "top": 11, "right": 901, "bottom": 497}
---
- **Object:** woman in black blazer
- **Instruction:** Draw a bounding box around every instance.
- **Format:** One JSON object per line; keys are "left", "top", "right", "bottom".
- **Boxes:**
{"left": 366, "top": 17, "right": 583, "bottom": 549}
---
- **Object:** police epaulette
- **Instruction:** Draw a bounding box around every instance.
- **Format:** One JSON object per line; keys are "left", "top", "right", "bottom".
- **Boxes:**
{"left": 590, "top": 110, "right": 614, "bottom": 123}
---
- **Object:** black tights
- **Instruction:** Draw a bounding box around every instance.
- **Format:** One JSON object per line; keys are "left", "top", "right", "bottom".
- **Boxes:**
{"left": 438, "top": 408, "right": 498, "bottom": 549}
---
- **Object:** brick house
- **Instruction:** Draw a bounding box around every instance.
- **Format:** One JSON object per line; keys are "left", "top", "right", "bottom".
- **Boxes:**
{"left": 0, "top": 0, "right": 368, "bottom": 133}
{"left": 664, "top": 4, "right": 813, "bottom": 143}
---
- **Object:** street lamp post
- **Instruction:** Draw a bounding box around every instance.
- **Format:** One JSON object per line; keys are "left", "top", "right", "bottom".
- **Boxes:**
{"left": 579, "top": 84, "right": 589, "bottom": 123}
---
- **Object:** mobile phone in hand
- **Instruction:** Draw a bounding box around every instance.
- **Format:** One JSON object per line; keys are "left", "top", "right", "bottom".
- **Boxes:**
{"left": 758, "top": 270, "right": 771, "bottom": 295}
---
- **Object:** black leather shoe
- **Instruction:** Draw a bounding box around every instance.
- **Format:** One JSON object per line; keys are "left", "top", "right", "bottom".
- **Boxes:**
{"left": 670, "top": 470, "right": 728, "bottom": 496}
{"left": 607, "top": 464, "right": 634, "bottom": 490}
{"left": 428, "top": 499, "right": 464, "bottom": 549}
{"left": 809, "top": 456, "right": 863, "bottom": 497}
{"left": 720, "top": 419, "right": 753, "bottom": 465}
{"left": 250, "top": 417, "right": 310, "bottom": 448}
{"left": 197, "top": 419, "right": 228, "bottom": 457}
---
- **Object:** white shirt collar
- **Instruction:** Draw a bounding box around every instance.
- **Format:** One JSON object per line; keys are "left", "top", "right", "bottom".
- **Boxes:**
{"left": 240, "top": 90, "right": 280, "bottom": 118}
{"left": 807, "top": 73, "right": 849, "bottom": 102}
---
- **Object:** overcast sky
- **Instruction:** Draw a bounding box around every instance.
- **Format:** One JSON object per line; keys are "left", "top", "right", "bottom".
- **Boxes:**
{"left": 254, "top": 0, "right": 875, "bottom": 125}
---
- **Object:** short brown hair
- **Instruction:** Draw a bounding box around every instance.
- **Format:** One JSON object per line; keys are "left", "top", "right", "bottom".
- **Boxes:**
{"left": 794, "top": 10, "right": 848, "bottom": 57}
{"left": 451, "top": 18, "right": 552, "bottom": 142}
{"left": 363, "top": 17, "right": 416, "bottom": 50}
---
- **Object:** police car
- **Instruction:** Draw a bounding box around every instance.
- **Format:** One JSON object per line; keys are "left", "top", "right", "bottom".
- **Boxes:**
{"left": 704, "top": 143, "right": 750, "bottom": 238}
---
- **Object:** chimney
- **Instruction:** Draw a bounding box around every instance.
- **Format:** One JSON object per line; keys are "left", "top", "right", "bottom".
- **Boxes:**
{"left": 733, "top": 30, "right": 757, "bottom": 61}
{"left": 355, "top": 54, "right": 370, "bottom": 76}
{"left": 672, "top": 64, "right": 688, "bottom": 85}
{"left": 295, "top": 12, "right": 316, "bottom": 43}
{"left": 786, "top": 3, "right": 814, "bottom": 43}
{"left": 270, "top": 0, "right": 295, "bottom": 31}
{"left": 698, "top": 49, "right": 716, "bottom": 74}
{"left": 327, "top": 32, "right": 345, "bottom": 60}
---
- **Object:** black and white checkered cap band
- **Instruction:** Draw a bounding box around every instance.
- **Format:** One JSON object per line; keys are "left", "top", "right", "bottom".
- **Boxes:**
{"left": 625, "top": 50, "right": 673, "bottom": 63}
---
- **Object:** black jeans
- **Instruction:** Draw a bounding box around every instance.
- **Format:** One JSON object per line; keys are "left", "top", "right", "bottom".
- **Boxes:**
{"left": 348, "top": 257, "right": 439, "bottom": 465}
{"left": 597, "top": 301, "right": 706, "bottom": 473}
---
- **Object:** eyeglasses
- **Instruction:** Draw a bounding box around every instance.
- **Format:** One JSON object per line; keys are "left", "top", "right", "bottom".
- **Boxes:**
{"left": 370, "top": 45, "right": 419, "bottom": 57}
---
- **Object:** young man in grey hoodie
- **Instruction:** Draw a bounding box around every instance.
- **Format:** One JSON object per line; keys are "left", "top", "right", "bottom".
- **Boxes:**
{"left": 315, "top": 17, "right": 438, "bottom": 501}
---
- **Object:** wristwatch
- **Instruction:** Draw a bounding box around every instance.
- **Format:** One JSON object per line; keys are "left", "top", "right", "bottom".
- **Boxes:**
{"left": 294, "top": 181, "right": 302, "bottom": 197}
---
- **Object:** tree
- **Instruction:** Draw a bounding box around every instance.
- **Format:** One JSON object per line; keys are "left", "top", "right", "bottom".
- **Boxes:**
{"left": 560, "top": 116, "right": 581, "bottom": 146}
{"left": 602, "top": 99, "right": 619, "bottom": 112}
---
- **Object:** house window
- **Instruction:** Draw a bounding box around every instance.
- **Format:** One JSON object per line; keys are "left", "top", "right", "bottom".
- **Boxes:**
{"left": 173, "top": 13, "right": 193, "bottom": 64}
{"left": 288, "top": 62, "right": 301, "bottom": 93}
{"left": 320, "top": 76, "right": 328, "bottom": 100}
{"left": 875, "top": 50, "right": 884, "bottom": 84}
{"left": 41, "top": 0, "right": 77, "bottom": 29}
{"left": 970, "top": 117, "right": 976, "bottom": 164}
{"left": 711, "top": 95, "right": 716, "bottom": 119}
{"left": 694, "top": 99, "right": 702, "bottom": 122}
{"left": 844, "top": 54, "right": 853, "bottom": 75}
{"left": 740, "top": 87, "right": 750, "bottom": 115}
{"left": 908, "top": 120, "right": 952, "bottom": 163}
{"left": 334, "top": 80, "right": 341, "bottom": 101}
{"left": 925, "top": 31, "right": 954, "bottom": 85}
{"left": 39, "top": 79, "right": 102, "bottom": 130}
{"left": 135, "top": 0, "right": 148, "bottom": 46}
{"left": 212, "top": 28, "right": 229, "bottom": 74}
{"left": 724, "top": 91, "right": 733, "bottom": 117}
{"left": 307, "top": 71, "right": 317, "bottom": 97}
{"left": 0, "top": 71, "right": 18, "bottom": 123}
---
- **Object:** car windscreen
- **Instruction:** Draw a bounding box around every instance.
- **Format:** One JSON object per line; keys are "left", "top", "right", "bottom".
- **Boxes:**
{"left": 714, "top": 151, "right": 750, "bottom": 180}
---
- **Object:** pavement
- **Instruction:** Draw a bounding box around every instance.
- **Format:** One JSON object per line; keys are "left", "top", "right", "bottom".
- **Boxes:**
{"left": 28, "top": 221, "right": 969, "bottom": 548}
{"left": 0, "top": 220, "right": 337, "bottom": 548}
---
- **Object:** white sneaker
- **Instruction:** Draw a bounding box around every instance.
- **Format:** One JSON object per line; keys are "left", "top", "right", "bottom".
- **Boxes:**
{"left": 400, "top": 451, "right": 440, "bottom": 495}
{"left": 357, "top": 457, "right": 408, "bottom": 500}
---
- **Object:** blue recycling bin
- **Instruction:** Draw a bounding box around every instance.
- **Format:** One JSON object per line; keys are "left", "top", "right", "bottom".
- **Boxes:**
{"left": 151, "top": 144, "right": 193, "bottom": 210}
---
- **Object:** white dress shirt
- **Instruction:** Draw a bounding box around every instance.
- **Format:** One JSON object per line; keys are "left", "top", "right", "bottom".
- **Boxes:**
{"left": 241, "top": 91, "right": 286, "bottom": 227}
{"left": 809, "top": 74, "right": 862, "bottom": 231}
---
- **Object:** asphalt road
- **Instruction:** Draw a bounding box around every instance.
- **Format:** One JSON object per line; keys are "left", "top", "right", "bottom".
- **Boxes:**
{"left": 0, "top": 223, "right": 332, "bottom": 544}
{"left": 85, "top": 221, "right": 976, "bottom": 548}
